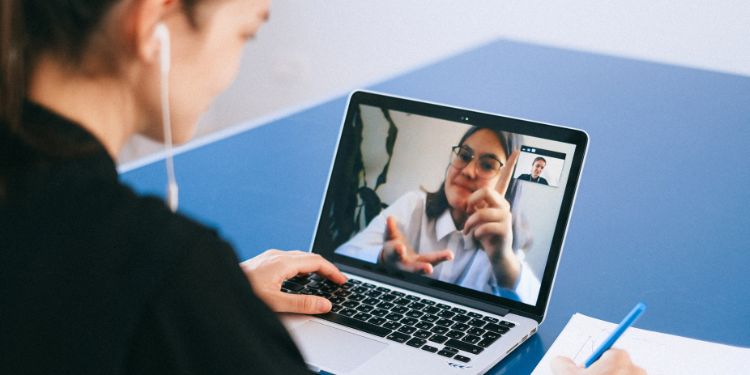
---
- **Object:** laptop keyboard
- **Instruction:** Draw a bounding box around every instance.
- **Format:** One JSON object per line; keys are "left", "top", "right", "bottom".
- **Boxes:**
{"left": 281, "top": 274, "right": 515, "bottom": 363}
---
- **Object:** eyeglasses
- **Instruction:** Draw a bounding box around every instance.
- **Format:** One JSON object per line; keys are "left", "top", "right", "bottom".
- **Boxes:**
{"left": 450, "top": 145, "right": 504, "bottom": 179}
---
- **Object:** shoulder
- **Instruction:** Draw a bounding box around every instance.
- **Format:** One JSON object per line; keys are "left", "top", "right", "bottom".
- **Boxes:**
{"left": 518, "top": 174, "right": 531, "bottom": 180}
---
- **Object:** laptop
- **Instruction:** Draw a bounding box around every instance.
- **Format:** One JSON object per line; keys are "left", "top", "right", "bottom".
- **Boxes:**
{"left": 280, "top": 90, "right": 588, "bottom": 374}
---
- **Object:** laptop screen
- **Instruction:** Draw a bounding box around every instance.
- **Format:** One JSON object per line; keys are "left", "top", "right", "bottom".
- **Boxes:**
{"left": 313, "top": 91, "right": 587, "bottom": 319}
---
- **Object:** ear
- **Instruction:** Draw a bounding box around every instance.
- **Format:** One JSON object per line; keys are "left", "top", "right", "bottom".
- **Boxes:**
{"left": 123, "top": 0, "right": 176, "bottom": 65}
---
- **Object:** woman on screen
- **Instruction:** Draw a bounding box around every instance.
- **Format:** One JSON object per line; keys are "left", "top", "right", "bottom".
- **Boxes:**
{"left": 336, "top": 126, "right": 541, "bottom": 303}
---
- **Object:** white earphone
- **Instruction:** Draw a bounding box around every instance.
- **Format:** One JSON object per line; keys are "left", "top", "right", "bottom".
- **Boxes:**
{"left": 154, "top": 23, "right": 179, "bottom": 212}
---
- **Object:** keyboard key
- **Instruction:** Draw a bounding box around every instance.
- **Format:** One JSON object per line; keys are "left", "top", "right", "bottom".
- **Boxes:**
{"left": 391, "top": 306, "right": 409, "bottom": 314}
{"left": 429, "top": 334, "right": 449, "bottom": 344}
{"left": 468, "top": 318, "right": 486, "bottom": 328}
{"left": 401, "top": 317, "right": 419, "bottom": 326}
{"left": 421, "top": 300, "right": 436, "bottom": 306}
{"left": 477, "top": 337, "right": 498, "bottom": 348}
{"left": 394, "top": 298, "right": 411, "bottom": 306}
{"left": 483, "top": 331, "right": 500, "bottom": 340}
{"left": 371, "top": 309, "right": 389, "bottom": 317}
{"left": 386, "top": 332, "right": 409, "bottom": 343}
{"left": 482, "top": 316, "right": 499, "bottom": 323}
{"left": 353, "top": 313, "right": 372, "bottom": 321}
{"left": 385, "top": 313, "right": 403, "bottom": 321}
{"left": 445, "top": 339, "right": 484, "bottom": 355}
{"left": 438, "top": 347, "right": 458, "bottom": 357}
{"left": 500, "top": 321, "right": 516, "bottom": 328}
{"left": 352, "top": 286, "right": 368, "bottom": 294}
{"left": 405, "top": 310, "right": 424, "bottom": 318}
{"left": 369, "top": 317, "right": 387, "bottom": 326}
{"left": 406, "top": 338, "right": 427, "bottom": 348}
{"left": 349, "top": 279, "right": 362, "bottom": 284}
{"left": 378, "top": 301, "right": 395, "bottom": 310}
{"left": 452, "top": 314, "right": 470, "bottom": 323}
{"left": 381, "top": 294, "right": 398, "bottom": 302}
{"left": 467, "top": 312, "right": 483, "bottom": 319}
{"left": 340, "top": 308, "right": 357, "bottom": 317}
{"left": 413, "top": 330, "right": 432, "bottom": 339}
{"left": 423, "top": 306, "right": 440, "bottom": 314}
{"left": 355, "top": 304, "right": 374, "bottom": 313}
{"left": 362, "top": 282, "right": 376, "bottom": 289}
{"left": 421, "top": 345, "right": 438, "bottom": 353}
{"left": 365, "top": 290, "right": 382, "bottom": 298}
{"left": 462, "top": 335, "right": 481, "bottom": 344}
{"left": 331, "top": 305, "right": 343, "bottom": 313}
{"left": 451, "top": 307, "right": 467, "bottom": 314}
{"left": 454, "top": 354, "right": 471, "bottom": 363}
{"left": 452, "top": 322, "right": 470, "bottom": 331}
{"left": 342, "top": 300, "right": 359, "bottom": 308}
{"left": 436, "top": 303, "right": 451, "bottom": 310}
{"left": 349, "top": 294, "right": 366, "bottom": 302}
{"left": 376, "top": 287, "right": 391, "bottom": 293}
{"left": 318, "top": 312, "right": 391, "bottom": 337}
{"left": 438, "top": 310, "right": 455, "bottom": 318}
{"left": 282, "top": 281, "right": 304, "bottom": 292}
{"left": 389, "top": 291, "right": 405, "bottom": 297}
{"left": 421, "top": 314, "right": 439, "bottom": 323}
{"left": 446, "top": 330, "right": 464, "bottom": 339}
{"left": 467, "top": 327, "right": 485, "bottom": 336}
{"left": 398, "top": 326, "right": 417, "bottom": 335}
{"left": 430, "top": 325, "right": 449, "bottom": 334}
{"left": 362, "top": 298, "right": 380, "bottom": 305}
{"left": 435, "top": 319, "right": 454, "bottom": 327}
{"left": 405, "top": 295, "right": 421, "bottom": 301}
{"left": 415, "top": 321, "right": 433, "bottom": 330}
{"left": 408, "top": 302, "right": 426, "bottom": 310}
{"left": 382, "top": 321, "right": 401, "bottom": 330}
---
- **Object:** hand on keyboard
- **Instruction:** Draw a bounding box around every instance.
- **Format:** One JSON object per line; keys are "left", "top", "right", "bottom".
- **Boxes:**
{"left": 240, "top": 250, "right": 348, "bottom": 314}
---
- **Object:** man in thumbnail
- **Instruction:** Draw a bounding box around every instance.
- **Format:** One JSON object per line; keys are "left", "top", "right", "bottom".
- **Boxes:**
{"left": 518, "top": 157, "right": 549, "bottom": 185}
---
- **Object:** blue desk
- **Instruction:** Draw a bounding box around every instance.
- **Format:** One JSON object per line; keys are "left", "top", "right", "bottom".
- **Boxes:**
{"left": 122, "top": 39, "right": 750, "bottom": 374}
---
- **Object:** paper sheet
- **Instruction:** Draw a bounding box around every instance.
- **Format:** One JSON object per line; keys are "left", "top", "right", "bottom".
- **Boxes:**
{"left": 532, "top": 313, "right": 749, "bottom": 375}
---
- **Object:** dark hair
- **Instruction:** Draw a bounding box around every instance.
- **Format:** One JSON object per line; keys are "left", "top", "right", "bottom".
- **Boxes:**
{"left": 0, "top": 0, "right": 200, "bottom": 135}
{"left": 425, "top": 126, "right": 519, "bottom": 219}
{"left": 533, "top": 156, "right": 546, "bottom": 165}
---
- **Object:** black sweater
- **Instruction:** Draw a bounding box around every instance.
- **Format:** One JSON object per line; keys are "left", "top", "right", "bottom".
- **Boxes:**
{"left": 0, "top": 102, "right": 309, "bottom": 374}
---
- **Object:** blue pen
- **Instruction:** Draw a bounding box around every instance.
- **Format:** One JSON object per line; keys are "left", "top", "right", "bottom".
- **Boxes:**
{"left": 584, "top": 302, "right": 647, "bottom": 368}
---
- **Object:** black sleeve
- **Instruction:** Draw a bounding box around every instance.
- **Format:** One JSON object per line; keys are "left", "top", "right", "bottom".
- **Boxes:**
{"left": 125, "top": 236, "right": 310, "bottom": 374}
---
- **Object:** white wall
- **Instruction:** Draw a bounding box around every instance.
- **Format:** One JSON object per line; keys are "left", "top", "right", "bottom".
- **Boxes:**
{"left": 119, "top": 1, "right": 750, "bottom": 164}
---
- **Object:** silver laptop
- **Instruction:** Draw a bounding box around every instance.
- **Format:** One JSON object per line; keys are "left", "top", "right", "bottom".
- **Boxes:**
{"left": 280, "top": 91, "right": 588, "bottom": 374}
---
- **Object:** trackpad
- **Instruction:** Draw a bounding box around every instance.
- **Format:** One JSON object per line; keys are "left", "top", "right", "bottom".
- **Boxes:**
{"left": 289, "top": 320, "right": 388, "bottom": 373}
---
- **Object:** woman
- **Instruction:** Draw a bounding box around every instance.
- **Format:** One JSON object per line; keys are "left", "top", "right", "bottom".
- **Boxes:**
{"left": 336, "top": 126, "right": 542, "bottom": 303}
{"left": 0, "top": 0, "right": 643, "bottom": 374}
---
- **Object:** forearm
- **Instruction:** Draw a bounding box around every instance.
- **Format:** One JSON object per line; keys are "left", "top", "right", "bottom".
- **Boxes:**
{"left": 490, "top": 248, "right": 521, "bottom": 289}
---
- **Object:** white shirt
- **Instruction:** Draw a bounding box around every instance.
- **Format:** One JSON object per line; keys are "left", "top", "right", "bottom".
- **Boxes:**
{"left": 336, "top": 191, "right": 540, "bottom": 304}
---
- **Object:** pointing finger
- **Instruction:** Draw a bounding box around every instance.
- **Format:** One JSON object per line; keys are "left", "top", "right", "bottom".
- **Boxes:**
{"left": 496, "top": 149, "right": 520, "bottom": 196}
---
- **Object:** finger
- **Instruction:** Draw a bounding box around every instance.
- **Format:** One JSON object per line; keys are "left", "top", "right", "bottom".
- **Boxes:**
{"left": 473, "top": 222, "right": 511, "bottom": 240}
{"left": 385, "top": 216, "right": 406, "bottom": 242}
{"left": 269, "top": 292, "right": 332, "bottom": 314}
{"left": 462, "top": 206, "right": 508, "bottom": 235}
{"left": 496, "top": 149, "right": 520, "bottom": 196}
{"left": 415, "top": 249, "right": 455, "bottom": 265}
{"left": 550, "top": 356, "right": 581, "bottom": 375}
{"left": 466, "top": 188, "right": 505, "bottom": 215}
{"left": 284, "top": 253, "right": 348, "bottom": 284}
{"left": 406, "top": 261, "right": 433, "bottom": 275}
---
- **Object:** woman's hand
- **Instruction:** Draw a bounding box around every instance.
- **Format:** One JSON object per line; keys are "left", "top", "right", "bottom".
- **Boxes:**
{"left": 462, "top": 150, "right": 521, "bottom": 288}
{"left": 240, "top": 250, "right": 347, "bottom": 314}
{"left": 378, "top": 216, "right": 454, "bottom": 275}
{"left": 551, "top": 349, "right": 646, "bottom": 375}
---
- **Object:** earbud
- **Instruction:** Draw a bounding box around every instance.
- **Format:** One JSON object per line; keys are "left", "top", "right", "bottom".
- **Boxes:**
{"left": 155, "top": 22, "right": 178, "bottom": 212}
{"left": 154, "top": 23, "right": 171, "bottom": 74}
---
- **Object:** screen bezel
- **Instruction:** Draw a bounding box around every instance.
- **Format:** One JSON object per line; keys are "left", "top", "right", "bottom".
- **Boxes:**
{"left": 311, "top": 90, "right": 588, "bottom": 322}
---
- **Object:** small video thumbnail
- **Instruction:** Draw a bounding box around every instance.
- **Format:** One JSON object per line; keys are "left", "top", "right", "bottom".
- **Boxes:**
{"left": 513, "top": 146, "right": 566, "bottom": 187}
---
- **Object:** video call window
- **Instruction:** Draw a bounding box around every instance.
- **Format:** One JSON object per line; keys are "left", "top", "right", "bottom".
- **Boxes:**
{"left": 514, "top": 146, "right": 566, "bottom": 187}
{"left": 324, "top": 104, "right": 576, "bottom": 306}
